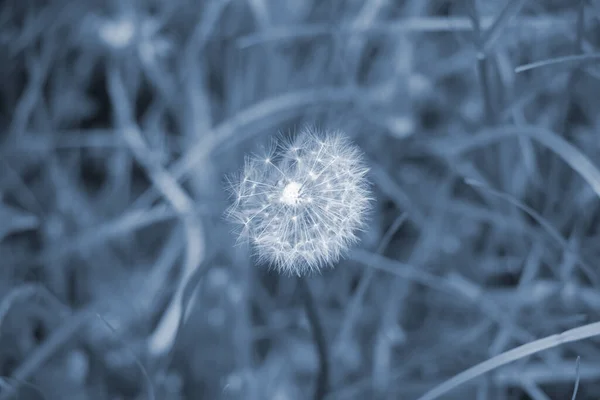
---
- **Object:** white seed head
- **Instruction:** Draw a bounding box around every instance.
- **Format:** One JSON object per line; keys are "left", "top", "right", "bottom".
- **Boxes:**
{"left": 280, "top": 181, "right": 303, "bottom": 206}
{"left": 98, "top": 17, "right": 135, "bottom": 49}
{"left": 225, "top": 128, "right": 372, "bottom": 275}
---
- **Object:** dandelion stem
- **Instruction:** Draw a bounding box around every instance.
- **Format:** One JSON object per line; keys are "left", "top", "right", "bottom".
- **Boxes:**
{"left": 298, "top": 277, "right": 329, "bottom": 400}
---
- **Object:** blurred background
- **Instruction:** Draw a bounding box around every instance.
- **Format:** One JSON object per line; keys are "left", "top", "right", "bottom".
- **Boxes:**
{"left": 2, "top": 0, "right": 600, "bottom": 399}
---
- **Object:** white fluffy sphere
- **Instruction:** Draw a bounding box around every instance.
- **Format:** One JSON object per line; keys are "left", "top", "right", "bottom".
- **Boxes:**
{"left": 226, "top": 128, "right": 372, "bottom": 275}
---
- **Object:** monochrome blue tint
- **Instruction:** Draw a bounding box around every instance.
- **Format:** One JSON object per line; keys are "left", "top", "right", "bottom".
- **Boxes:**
{"left": 0, "top": 0, "right": 598, "bottom": 399}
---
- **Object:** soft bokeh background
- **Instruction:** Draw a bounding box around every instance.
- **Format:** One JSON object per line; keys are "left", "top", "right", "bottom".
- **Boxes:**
{"left": 1, "top": 0, "right": 600, "bottom": 399}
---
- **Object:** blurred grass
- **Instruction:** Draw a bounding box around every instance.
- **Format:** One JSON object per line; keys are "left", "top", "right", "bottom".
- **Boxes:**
{"left": 2, "top": 0, "right": 600, "bottom": 399}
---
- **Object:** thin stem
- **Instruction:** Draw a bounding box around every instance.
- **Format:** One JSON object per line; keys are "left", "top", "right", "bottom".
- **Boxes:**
{"left": 298, "top": 277, "right": 329, "bottom": 400}
{"left": 467, "top": 0, "right": 496, "bottom": 125}
{"left": 571, "top": 356, "right": 581, "bottom": 400}
{"left": 557, "top": 0, "right": 586, "bottom": 135}
{"left": 477, "top": 52, "right": 496, "bottom": 125}
{"left": 575, "top": 0, "right": 585, "bottom": 53}
{"left": 96, "top": 314, "right": 155, "bottom": 400}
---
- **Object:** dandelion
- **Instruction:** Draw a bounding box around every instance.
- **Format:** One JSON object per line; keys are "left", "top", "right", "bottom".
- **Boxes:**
{"left": 93, "top": 13, "right": 172, "bottom": 63}
{"left": 225, "top": 128, "right": 372, "bottom": 275}
{"left": 97, "top": 17, "right": 136, "bottom": 49}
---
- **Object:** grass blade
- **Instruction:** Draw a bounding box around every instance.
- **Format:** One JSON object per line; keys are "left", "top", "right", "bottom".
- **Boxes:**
{"left": 481, "top": 0, "right": 529, "bottom": 53}
{"left": 432, "top": 125, "right": 600, "bottom": 201}
{"left": 571, "top": 356, "right": 581, "bottom": 400}
{"left": 516, "top": 53, "right": 600, "bottom": 73}
{"left": 416, "top": 321, "right": 600, "bottom": 400}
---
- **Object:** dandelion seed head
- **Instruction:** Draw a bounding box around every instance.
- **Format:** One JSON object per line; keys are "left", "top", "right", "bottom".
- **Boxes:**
{"left": 280, "top": 181, "right": 303, "bottom": 206}
{"left": 98, "top": 17, "right": 135, "bottom": 49}
{"left": 225, "top": 128, "right": 372, "bottom": 275}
